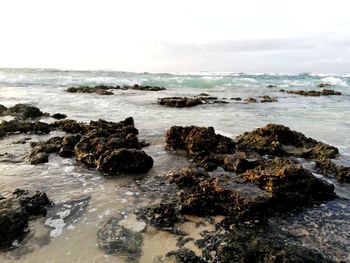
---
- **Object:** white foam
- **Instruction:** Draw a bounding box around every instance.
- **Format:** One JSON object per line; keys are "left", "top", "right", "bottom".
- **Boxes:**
{"left": 57, "top": 209, "right": 71, "bottom": 218}
{"left": 45, "top": 217, "right": 66, "bottom": 237}
{"left": 321, "top": 77, "right": 348, "bottom": 86}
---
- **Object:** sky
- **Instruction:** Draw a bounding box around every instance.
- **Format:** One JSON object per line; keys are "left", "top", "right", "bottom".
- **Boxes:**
{"left": 0, "top": 0, "right": 350, "bottom": 73}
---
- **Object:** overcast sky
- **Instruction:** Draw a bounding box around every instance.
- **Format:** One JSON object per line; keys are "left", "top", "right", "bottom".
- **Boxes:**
{"left": 1, "top": 0, "right": 350, "bottom": 73}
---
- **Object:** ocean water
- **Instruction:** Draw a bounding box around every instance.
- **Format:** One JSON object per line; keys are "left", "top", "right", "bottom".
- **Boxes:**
{"left": 0, "top": 68, "right": 349, "bottom": 262}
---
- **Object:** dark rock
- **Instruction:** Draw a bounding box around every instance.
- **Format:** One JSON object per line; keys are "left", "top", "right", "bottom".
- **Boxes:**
{"left": 260, "top": 95, "right": 278, "bottom": 103}
{"left": 236, "top": 124, "right": 339, "bottom": 159}
{"left": 66, "top": 86, "right": 114, "bottom": 95}
{"left": 165, "top": 126, "right": 235, "bottom": 159}
{"left": 130, "top": 84, "right": 166, "bottom": 91}
{"left": 28, "top": 152, "right": 49, "bottom": 164}
{"left": 244, "top": 97, "right": 257, "bottom": 103}
{"left": 98, "top": 218, "right": 143, "bottom": 257}
{"left": 177, "top": 236, "right": 194, "bottom": 248}
{"left": 165, "top": 248, "right": 205, "bottom": 263}
{"left": 0, "top": 189, "right": 51, "bottom": 249}
{"left": 139, "top": 140, "right": 150, "bottom": 148}
{"left": 167, "top": 167, "right": 270, "bottom": 218}
{"left": 137, "top": 203, "right": 182, "bottom": 230}
{"left": 59, "top": 135, "right": 81, "bottom": 157}
{"left": 158, "top": 97, "right": 204, "bottom": 108}
{"left": 230, "top": 97, "right": 242, "bottom": 101}
{"left": 97, "top": 148, "right": 153, "bottom": 174}
{"left": 0, "top": 104, "right": 7, "bottom": 114}
{"left": 0, "top": 120, "right": 51, "bottom": 137}
{"left": 242, "top": 159, "right": 336, "bottom": 203}
{"left": 158, "top": 95, "right": 227, "bottom": 108}
{"left": 223, "top": 156, "right": 260, "bottom": 173}
{"left": 66, "top": 84, "right": 166, "bottom": 95}
{"left": 3, "top": 104, "right": 46, "bottom": 120}
{"left": 51, "top": 113, "right": 67, "bottom": 120}
{"left": 34, "top": 117, "right": 153, "bottom": 174}
{"left": 200, "top": 225, "right": 334, "bottom": 263}
{"left": 168, "top": 161, "right": 335, "bottom": 219}
{"left": 318, "top": 83, "right": 333, "bottom": 88}
{"left": 315, "top": 159, "right": 350, "bottom": 183}
{"left": 12, "top": 189, "right": 51, "bottom": 216}
{"left": 287, "top": 89, "right": 342, "bottom": 96}
{"left": 50, "top": 119, "right": 85, "bottom": 133}
{"left": 196, "top": 93, "right": 210, "bottom": 97}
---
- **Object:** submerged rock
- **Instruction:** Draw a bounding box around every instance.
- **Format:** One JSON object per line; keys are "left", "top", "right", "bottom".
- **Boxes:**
{"left": 286, "top": 89, "right": 342, "bottom": 96}
{"left": 0, "top": 189, "right": 51, "bottom": 249}
{"left": 137, "top": 203, "right": 182, "bottom": 230}
{"left": 236, "top": 124, "right": 339, "bottom": 159}
{"left": 98, "top": 217, "right": 144, "bottom": 258}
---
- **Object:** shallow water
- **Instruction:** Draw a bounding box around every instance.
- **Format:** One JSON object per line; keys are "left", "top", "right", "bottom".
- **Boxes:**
{"left": 0, "top": 68, "right": 350, "bottom": 262}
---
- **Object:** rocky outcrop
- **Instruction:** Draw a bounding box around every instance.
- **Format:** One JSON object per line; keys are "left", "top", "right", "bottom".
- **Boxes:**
{"left": 167, "top": 162, "right": 335, "bottom": 220}
{"left": 0, "top": 189, "right": 51, "bottom": 249}
{"left": 165, "top": 126, "right": 235, "bottom": 159}
{"left": 66, "top": 86, "right": 114, "bottom": 95}
{"left": 0, "top": 104, "right": 47, "bottom": 120}
{"left": 66, "top": 84, "right": 166, "bottom": 95}
{"left": 315, "top": 159, "right": 350, "bottom": 183}
{"left": 51, "top": 113, "right": 67, "bottom": 120}
{"left": 96, "top": 148, "right": 153, "bottom": 174}
{"left": 0, "top": 120, "right": 51, "bottom": 138}
{"left": 158, "top": 96, "right": 227, "bottom": 108}
{"left": 286, "top": 89, "right": 342, "bottom": 96}
{"left": 29, "top": 117, "right": 154, "bottom": 174}
{"left": 236, "top": 124, "right": 339, "bottom": 159}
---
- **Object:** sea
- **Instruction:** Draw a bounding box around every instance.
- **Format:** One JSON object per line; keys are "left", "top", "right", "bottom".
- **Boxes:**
{"left": 0, "top": 68, "right": 349, "bottom": 262}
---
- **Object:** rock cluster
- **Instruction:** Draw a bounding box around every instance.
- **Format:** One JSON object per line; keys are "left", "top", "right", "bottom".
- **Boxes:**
{"left": 66, "top": 84, "right": 166, "bottom": 95}
{"left": 0, "top": 120, "right": 51, "bottom": 138}
{"left": 0, "top": 104, "right": 47, "bottom": 120}
{"left": 29, "top": 117, "right": 153, "bottom": 174}
{"left": 151, "top": 123, "right": 341, "bottom": 262}
{"left": 157, "top": 95, "right": 227, "bottom": 108}
{"left": 236, "top": 123, "right": 339, "bottom": 159}
{"left": 0, "top": 189, "right": 51, "bottom": 249}
{"left": 285, "top": 89, "right": 342, "bottom": 96}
